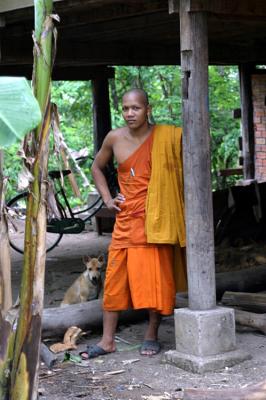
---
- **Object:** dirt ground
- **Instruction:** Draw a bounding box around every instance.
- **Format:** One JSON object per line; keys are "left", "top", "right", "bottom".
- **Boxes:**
{"left": 10, "top": 228, "right": 266, "bottom": 400}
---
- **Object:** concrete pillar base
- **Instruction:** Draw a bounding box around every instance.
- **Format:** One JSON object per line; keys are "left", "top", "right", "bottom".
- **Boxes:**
{"left": 164, "top": 348, "right": 251, "bottom": 374}
{"left": 164, "top": 307, "right": 251, "bottom": 373}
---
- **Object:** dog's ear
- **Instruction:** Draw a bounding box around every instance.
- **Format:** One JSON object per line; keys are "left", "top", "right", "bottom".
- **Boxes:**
{"left": 97, "top": 254, "right": 105, "bottom": 264}
{"left": 83, "top": 255, "right": 91, "bottom": 264}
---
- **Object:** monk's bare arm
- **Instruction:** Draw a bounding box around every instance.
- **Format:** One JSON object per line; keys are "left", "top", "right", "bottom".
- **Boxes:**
{"left": 91, "top": 132, "right": 125, "bottom": 212}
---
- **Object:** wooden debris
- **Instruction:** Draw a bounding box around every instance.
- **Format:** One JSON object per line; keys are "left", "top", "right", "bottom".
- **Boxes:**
{"left": 216, "top": 266, "right": 266, "bottom": 299}
{"left": 122, "top": 358, "right": 140, "bottom": 365}
{"left": 104, "top": 369, "right": 125, "bottom": 376}
{"left": 177, "top": 292, "right": 266, "bottom": 334}
{"left": 40, "top": 342, "right": 58, "bottom": 368}
{"left": 177, "top": 264, "right": 266, "bottom": 303}
{"left": 141, "top": 394, "right": 172, "bottom": 400}
{"left": 234, "top": 309, "right": 266, "bottom": 334}
{"left": 49, "top": 326, "right": 83, "bottom": 353}
{"left": 222, "top": 291, "right": 266, "bottom": 313}
{"left": 115, "top": 335, "right": 132, "bottom": 345}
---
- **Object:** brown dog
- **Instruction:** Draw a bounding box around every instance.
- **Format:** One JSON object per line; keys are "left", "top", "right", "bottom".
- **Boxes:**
{"left": 60, "top": 255, "right": 105, "bottom": 306}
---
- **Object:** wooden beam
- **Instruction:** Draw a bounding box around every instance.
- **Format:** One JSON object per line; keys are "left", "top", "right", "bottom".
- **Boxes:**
{"left": 58, "top": 11, "right": 176, "bottom": 42}
{"left": 0, "top": 0, "right": 63, "bottom": 13}
{"left": 0, "top": 40, "right": 182, "bottom": 66}
{"left": 169, "top": 0, "right": 266, "bottom": 17}
{"left": 3, "top": 0, "right": 167, "bottom": 27}
{"left": 0, "top": 65, "right": 115, "bottom": 81}
{"left": 3, "top": 34, "right": 266, "bottom": 65}
{"left": 218, "top": 168, "right": 243, "bottom": 177}
{"left": 188, "top": 0, "right": 266, "bottom": 17}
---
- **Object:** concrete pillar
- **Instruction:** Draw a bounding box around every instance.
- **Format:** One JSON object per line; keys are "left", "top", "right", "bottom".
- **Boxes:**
{"left": 164, "top": 0, "right": 250, "bottom": 373}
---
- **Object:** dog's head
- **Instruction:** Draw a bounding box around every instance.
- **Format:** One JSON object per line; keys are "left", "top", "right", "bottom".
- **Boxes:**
{"left": 83, "top": 255, "right": 105, "bottom": 285}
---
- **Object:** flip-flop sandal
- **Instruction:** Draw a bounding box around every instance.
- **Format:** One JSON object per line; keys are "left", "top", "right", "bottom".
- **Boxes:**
{"left": 139, "top": 340, "right": 161, "bottom": 356}
{"left": 79, "top": 344, "right": 112, "bottom": 360}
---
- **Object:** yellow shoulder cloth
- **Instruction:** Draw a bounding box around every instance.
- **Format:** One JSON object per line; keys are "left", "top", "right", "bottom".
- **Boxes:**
{"left": 145, "top": 125, "right": 186, "bottom": 246}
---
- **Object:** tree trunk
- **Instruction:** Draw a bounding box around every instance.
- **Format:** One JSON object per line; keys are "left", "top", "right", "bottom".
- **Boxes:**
{"left": 216, "top": 265, "right": 266, "bottom": 299}
{"left": 222, "top": 291, "right": 266, "bottom": 313}
{"left": 234, "top": 309, "right": 266, "bottom": 334}
{"left": 176, "top": 292, "right": 266, "bottom": 334}
{"left": 9, "top": 1, "right": 55, "bottom": 399}
{"left": 42, "top": 290, "right": 266, "bottom": 340}
{"left": 42, "top": 299, "right": 147, "bottom": 338}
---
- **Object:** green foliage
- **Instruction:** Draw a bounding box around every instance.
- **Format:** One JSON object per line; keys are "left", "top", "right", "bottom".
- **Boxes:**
{"left": 112, "top": 66, "right": 241, "bottom": 191}
{"left": 4, "top": 65, "right": 241, "bottom": 203}
{"left": 52, "top": 81, "right": 93, "bottom": 151}
{"left": 49, "top": 81, "right": 95, "bottom": 206}
{"left": 0, "top": 77, "right": 41, "bottom": 148}
{"left": 209, "top": 66, "right": 241, "bottom": 189}
{"left": 110, "top": 66, "right": 182, "bottom": 127}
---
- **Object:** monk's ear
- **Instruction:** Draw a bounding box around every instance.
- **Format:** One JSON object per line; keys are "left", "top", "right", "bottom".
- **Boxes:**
{"left": 147, "top": 104, "right": 152, "bottom": 120}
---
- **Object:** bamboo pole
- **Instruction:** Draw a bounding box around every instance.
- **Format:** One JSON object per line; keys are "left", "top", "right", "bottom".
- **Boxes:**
{"left": 9, "top": 1, "right": 56, "bottom": 399}
{"left": 0, "top": 150, "right": 12, "bottom": 314}
{"left": 0, "top": 150, "right": 14, "bottom": 400}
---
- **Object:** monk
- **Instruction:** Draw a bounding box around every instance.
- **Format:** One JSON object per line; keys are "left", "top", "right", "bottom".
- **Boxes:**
{"left": 81, "top": 88, "right": 185, "bottom": 358}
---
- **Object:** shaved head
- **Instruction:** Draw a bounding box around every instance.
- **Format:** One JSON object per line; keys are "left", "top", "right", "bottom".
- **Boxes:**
{"left": 122, "top": 88, "right": 149, "bottom": 106}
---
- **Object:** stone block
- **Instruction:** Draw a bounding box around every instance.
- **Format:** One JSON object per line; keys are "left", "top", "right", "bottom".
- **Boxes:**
{"left": 164, "top": 306, "right": 251, "bottom": 373}
{"left": 174, "top": 307, "right": 236, "bottom": 357}
{"left": 164, "top": 348, "right": 251, "bottom": 374}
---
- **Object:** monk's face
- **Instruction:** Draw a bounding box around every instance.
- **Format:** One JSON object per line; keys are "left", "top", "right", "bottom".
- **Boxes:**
{"left": 122, "top": 92, "right": 150, "bottom": 130}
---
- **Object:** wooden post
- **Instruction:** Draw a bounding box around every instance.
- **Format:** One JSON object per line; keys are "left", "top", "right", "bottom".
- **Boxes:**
{"left": 180, "top": 1, "right": 216, "bottom": 310}
{"left": 91, "top": 72, "right": 112, "bottom": 153}
{"left": 166, "top": 8, "right": 248, "bottom": 369}
{"left": 92, "top": 70, "right": 116, "bottom": 196}
{"left": 238, "top": 63, "right": 255, "bottom": 180}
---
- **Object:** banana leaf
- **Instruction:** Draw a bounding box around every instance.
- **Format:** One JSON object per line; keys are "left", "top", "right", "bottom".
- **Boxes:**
{"left": 0, "top": 77, "right": 41, "bottom": 148}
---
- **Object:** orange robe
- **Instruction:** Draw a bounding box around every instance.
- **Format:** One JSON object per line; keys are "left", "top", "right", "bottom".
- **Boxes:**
{"left": 103, "top": 127, "right": 176, "bottom": 315}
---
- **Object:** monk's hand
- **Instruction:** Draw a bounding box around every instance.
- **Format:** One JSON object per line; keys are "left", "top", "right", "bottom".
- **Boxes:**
{"left": 105, "top": 193, "right": 125, "bottom": 212}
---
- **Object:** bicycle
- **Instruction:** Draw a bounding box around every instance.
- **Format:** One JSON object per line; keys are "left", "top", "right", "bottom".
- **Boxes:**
{"left": 7, "top": 164, "right": 118, "bottom": 254}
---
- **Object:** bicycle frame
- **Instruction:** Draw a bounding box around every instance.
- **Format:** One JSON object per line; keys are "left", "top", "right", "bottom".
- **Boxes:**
{"left": 52, "top": 174, "right": 103, "bottom": 223}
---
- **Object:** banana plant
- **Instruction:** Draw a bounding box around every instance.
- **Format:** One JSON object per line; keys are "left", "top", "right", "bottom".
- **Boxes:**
{"left": 0, "top": 1, "right": 56, "bottom": 399}
{"left": 0, "top": 76, "right": 42, "bottom": 321}
{"left": 0, "top": 77, "right": 41, "bottom": 148}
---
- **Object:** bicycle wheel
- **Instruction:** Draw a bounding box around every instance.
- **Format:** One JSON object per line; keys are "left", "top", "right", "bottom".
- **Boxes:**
{"left": 7, "top": 192, "right": 63, "bottom": 254}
